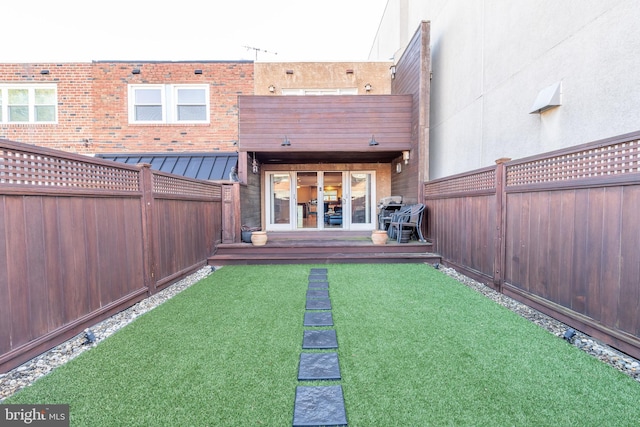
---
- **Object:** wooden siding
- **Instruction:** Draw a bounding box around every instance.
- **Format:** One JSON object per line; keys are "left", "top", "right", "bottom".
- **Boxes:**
{"left": 238, "top": 95, "right": 412, "bottom": 157}
{"left": 0, "top": 139, "right": 227, "bottom": 372}
{"left": 390, "top": 21, "right": 431, "bottom": 204}
{"left": 424, "top": 131, "right": 640, "bottom": 359}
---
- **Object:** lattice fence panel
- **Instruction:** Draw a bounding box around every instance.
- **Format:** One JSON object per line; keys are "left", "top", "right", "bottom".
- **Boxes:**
{"left": 424, "top": 168, "right": 495, "bottom": 196}
{"left": 506, "top": 139, "right": 640, "bottom": 186}
{"left": 153, "top": 173, "right": 222, "bottom": 199}
{"left": 0, "top": 146, "right": 139, "bottom": 191}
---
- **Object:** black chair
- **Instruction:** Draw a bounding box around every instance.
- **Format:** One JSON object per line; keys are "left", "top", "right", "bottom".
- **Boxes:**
{"left": 388, "top": 203, "right": 426, "bottom": 243}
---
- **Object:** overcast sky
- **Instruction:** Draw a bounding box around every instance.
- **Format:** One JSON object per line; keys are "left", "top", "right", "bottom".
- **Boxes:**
{"left": 4, "top": 0, "right": 389, "bottom": 63}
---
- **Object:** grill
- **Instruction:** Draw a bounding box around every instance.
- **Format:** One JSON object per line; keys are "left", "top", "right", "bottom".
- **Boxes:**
{"left": 377, "top": 196, "right": 403, "bottom": 230}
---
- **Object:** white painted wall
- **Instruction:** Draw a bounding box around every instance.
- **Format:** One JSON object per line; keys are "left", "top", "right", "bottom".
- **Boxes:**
{"left": 370, "top": 0, "right": 640, "bottom": 178}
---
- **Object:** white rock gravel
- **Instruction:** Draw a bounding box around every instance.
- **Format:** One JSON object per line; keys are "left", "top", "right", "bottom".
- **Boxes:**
{"left": 0, "top": 266, "right": 216, "bottom": 401}
{"left": 438, "top": 265, "right": 640, "bottom": 383}
{"left": 1, "top": 264, "right": 638, "bottom": 402}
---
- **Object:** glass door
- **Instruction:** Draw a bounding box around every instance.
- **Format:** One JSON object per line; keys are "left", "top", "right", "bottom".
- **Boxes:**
{"left": 322, "top": 172, "right": 344, "bottom": 229}
{"left": 266, "top": 172, "right": 292, "bottom": 231}
{"left": 265, "top": 170, "right": 376, "bottom": 231}
{"left": 348, "top": 172, "right": 376, "bottom": 230}
{"left": 296, "top": 172, "right": 319, "bottom": 229}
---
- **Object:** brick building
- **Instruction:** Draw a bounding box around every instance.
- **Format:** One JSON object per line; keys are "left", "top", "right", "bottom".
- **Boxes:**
{"left": 0, "top": 61, "right": 254, "bottom": 154}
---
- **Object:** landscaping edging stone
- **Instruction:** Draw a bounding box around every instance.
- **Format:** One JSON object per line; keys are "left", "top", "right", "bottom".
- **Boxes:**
{"left": 0, "top": 266, "right": 215, "bottom": 401}
{"left": 1, "top": 264, "right": 637, "bottom": 403}
{"left": 438, "top": 265, "right": 640, "bottom": 383}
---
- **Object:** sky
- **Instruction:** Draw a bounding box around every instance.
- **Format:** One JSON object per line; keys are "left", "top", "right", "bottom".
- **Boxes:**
{"left": 4, "top": 0, "right": 389, "bottom": 63}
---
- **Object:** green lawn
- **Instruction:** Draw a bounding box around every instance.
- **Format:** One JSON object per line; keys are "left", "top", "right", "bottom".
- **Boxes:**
{"left": 5, "top": 264, "right": 640, "bottom": 426}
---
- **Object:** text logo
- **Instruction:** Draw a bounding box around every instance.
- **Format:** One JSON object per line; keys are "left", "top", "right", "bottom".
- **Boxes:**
{"left": 0, "top": 405, "right": 69, "bottom": 427}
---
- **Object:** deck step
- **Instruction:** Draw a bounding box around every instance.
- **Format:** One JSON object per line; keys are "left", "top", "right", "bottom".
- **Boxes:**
{"left": 207, "top": 240, "right": 441, "bottom": 265}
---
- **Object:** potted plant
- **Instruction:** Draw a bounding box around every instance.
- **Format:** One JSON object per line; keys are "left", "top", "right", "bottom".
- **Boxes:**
{"left": 241, "top": 225, "right": 260, "bottom": 243}
{"left": 250, "top": 230, "right": 268, "bottom": 246}
{"left": 371, "top": 229, "right": 388, "bottom": 245}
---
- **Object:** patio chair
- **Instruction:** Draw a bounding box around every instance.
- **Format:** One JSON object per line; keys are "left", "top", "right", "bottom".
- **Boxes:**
{"left": 388, "top": 203, "right": 426, "bottom": 243}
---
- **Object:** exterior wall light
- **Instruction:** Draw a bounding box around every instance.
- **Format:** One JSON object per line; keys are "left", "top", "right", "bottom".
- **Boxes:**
{"left": 269, "top": 85, "right": 276, "bottom": 93}
{"left": 402, "top": 150, "right": 410, "bottom": 164}
{"left": 282, "top": 136, "right": 291, "bottom": 146}
{"left": 364, "top": 83, "right": 372, "bottom": 92}
{"left": 369, "top": 135, "right": 379, "bottom": 146}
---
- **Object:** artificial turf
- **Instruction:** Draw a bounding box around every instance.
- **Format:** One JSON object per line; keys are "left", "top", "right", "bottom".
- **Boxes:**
{"left": 4, "top": 264, "right": 640, "bottom": 426}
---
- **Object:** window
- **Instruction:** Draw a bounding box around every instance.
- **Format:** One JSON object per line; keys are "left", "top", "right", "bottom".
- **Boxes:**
{"left": 128, "top": 84, "right": 209, "bottom": 124}
{"left": 0, "top": 84, "right": 57, "bottom": 123}
{"left": 281, "top": 88, "right": 358, "bottom": 96}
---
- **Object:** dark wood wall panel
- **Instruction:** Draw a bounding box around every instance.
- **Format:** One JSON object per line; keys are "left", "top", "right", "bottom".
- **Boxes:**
{"left": 153, "top": 198, "right": 219, "bottom": 288}
{"left": 426, "top": 130, "right": 640, "bottom": 359}
{"left": 0, "top": 197, "right": 9, "bottom": 355}
{"left": 239, "top": 95, "right": 413, "bottom": 152}
{"left": 619, "top": 186, "right": 640, "bottom": 336}
{"left": 391, "top": 21, "right": 430, "bottom": 204}
{"left": 1, "top": 139, "right": 224, "bottom": 373}
{"left": 427, "top": 194, "right": 496, "bottom": 281}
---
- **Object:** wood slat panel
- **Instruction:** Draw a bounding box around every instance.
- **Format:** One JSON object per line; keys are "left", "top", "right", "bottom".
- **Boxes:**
{"left": 5, "top": 197, "right": 30, "bottom": 348}
{"left": 238, "top": 95, "right": 413, "bottom": 153}
{"left": 24, "top": 197, "right": 48, "bottom": 342}
{"left": 599, "top": 187, "right": 622, "bottom": 327}
{"left": 619, "top": 185, "right": 640, "bottom": 335}
{"left": 1, "top": 140, "right": 225, "bottom": 373}
{"left": 0, "top": 196, "right": 10, "bottom": 355}
{"left": 427, "top": 131, "right": 640, "bottom": 359}
{"left": 585, "top": 188, "right": 605, "bottom": 320}
{"left": 43, "top": 197, "right": 65, "bottom": 330}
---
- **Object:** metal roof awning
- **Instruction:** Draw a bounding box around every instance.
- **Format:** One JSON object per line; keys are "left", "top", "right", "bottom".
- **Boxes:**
{"left": 96, "top": 152, "right": 238, "bottom": 181}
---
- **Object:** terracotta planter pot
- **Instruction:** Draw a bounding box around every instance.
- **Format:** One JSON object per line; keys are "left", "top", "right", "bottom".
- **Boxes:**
{"left": 251, "top": 231, "right": 268, "bottom": 246}
{"left": 371, "top": 230, "right": 388, "bottom": 245}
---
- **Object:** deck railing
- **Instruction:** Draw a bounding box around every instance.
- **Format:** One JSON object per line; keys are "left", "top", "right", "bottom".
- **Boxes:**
{"left": 424, "top": 130, "right": 640, "bottom": 359}
{"left": 0, "top": 139, "right": 238, "bottom": 373}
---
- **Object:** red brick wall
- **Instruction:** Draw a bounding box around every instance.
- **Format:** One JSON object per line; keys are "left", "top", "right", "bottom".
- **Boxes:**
{"left": 90, "top": 61, "right": 253, "bottom": 153}
{"left": 0, "top": 63, "right": 94, "bottom": 152}
{"left": 0, "top": 61, "right": 254, "bottom": 154}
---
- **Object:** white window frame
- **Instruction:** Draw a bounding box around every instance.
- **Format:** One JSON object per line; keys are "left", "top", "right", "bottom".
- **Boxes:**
{"left": 0, "top": 84, "right": 58, "bottom": 124}
{"left": 281, "top": 88, "right": 358, "bottom": 96}
{"left": 128, "top": 84, "right": 210, "bottom": 124}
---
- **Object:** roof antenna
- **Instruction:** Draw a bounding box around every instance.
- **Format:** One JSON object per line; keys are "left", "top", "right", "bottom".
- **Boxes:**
{"left": 243, "top": 45, "right": 278, "bottom": 61}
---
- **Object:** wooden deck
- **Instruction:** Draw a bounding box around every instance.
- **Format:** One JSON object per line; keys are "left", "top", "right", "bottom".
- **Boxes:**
{"left": 207, "top": 231, "right": 441, "bottom": 265}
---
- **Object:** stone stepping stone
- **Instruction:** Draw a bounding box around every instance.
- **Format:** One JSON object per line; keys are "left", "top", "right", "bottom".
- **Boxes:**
{"left": 308, "top": 274, "right": 328, "bottom": 282}
{"left": 306, "top": 289, "right": 329, "bottom": 299}
{"left": 293, "top": 385, "right": 347, "bottom": 426}
{"left": 298, "top": 352, "right": 341, "bottom": 380}
{"left": 304, "top": 311, "right": 333, "bottom": 326}
{"left": 303, "top": 329, "right": 338, "bottom": 349}
{"left": 308, "top": 281, "right": 329, "bottom": 289}
{"left": 310, "top": 268, "right": 328, "bottom": 274}
{"left": 306, "top": 298, "right": 332, "bottom": 310}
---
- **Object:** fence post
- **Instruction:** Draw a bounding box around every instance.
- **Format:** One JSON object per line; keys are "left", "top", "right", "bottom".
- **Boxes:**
{"left": 222, "top": 182, "right": 241, "bottom": 243}
{"left": 493, "top": 158, "right": 510, "bottom": 292}
{"left": 138, "top": 163, "right": 157, "bottom": 295}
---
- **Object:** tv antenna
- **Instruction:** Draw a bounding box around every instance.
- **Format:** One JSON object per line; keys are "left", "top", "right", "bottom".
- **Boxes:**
{"left": 243, "top": 45, "right": 278, "bottom": 60}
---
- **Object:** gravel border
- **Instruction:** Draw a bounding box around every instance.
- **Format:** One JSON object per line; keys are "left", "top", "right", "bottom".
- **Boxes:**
{"left": 1, "top": 264, "right": 638, "bottom": 402}
{"left": 0, "top": 266, "right": 216, "bottom": 401}
{"left": 438, "top": 265, "right": 640, "bottom": 383}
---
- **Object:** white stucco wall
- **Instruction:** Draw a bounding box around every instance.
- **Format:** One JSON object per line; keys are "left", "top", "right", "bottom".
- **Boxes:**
{"left": 370, "top": 0, "right": 640, "bottom": 179}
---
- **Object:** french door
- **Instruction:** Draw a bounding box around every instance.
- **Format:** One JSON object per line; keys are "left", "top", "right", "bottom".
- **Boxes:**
{"left": 265, "top": 171, "right": 376, "bottom": 231}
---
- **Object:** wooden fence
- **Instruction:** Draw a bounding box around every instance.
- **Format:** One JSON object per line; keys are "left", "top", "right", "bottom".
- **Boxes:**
{"left": 425, "top": 131, "right": 640, "bottom": 360}
{"left": 0, "top": 139, "right": 238, "bottom": 373}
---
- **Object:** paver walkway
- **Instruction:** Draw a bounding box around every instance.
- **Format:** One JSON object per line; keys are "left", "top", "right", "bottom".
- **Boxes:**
{"left": 293, "top": 268, "right": 348, "bottom": 426}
